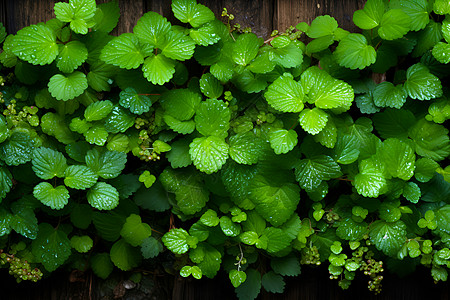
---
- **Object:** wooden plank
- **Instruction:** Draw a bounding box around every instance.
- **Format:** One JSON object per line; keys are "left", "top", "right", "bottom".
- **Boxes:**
{"left": 2, "top": 0, "right": 55, "bottom": 34}
{"left": 115, "top": 0, "right": 145, "bottom": 34}
{"left": 274, "top": 0, "right": 366, "bottom": 33}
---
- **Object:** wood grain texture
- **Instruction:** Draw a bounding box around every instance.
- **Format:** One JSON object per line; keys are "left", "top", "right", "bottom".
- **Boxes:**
{"left": 274, "top": 0, "right": 366, "bottom": 33}
{"left": 3, "top": 0, "right": 55, "bottom": 34}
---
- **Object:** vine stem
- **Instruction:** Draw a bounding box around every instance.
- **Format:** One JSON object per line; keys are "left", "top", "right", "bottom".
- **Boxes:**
{"left": 235, "top": 243, "right": 244, "bottom": 271}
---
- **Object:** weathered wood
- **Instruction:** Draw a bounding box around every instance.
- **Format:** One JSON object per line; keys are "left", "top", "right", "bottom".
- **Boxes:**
{"left": 274, "top": 0, "right": 366, "bottom": 33}
{"left": 2, "top": 0, "right": 55, "bottom": 34}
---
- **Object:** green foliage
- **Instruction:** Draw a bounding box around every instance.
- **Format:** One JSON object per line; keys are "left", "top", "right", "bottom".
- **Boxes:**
{"left": 0, "top": 0, "right": 449, "bottom": 297}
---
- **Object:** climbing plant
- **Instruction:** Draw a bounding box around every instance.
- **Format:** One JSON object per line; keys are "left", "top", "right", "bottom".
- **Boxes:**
{"left": 0, "top": 0, "right": 449, "bottom": 298}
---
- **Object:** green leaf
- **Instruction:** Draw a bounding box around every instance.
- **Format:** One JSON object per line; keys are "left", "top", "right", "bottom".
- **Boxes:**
{"left": 0, "top": 131, "right": 35, "bottom": 166}
{"left": 295, "top": 155, "right": 342, "bottom": 191}
{"left": 307, "top": 15, "right": 338, "bottom": 38}
{"left": 378, "top": 9, "right": 411, "bottom": 40}
{"left": 70, "top": 203, "right": 93, "bottom": 229}
{"left": 434, "top": 0, "right": 450, "bottom": 14}
{"left": 232, "top": 33, "right": 260, "bottom": 66}
{"left": 104, "top": 105, "right": 135, "bottom": 133}
{"left": 70, "top": 117, "right": 91, "bottom": 134}
{"left": 166, "top": 138, "right": 193, "bottom": 168}
{"left": 415, "top": 158, "right": 439, "bottom": 183}
{"left": 185, "top": 244, "right": 218, "bottom": 278}
{"left": 229, "top": 132, "right": 263, "bottom": 165}
{"left": 353, "top": 0, "right": 385, "bottom": 30}
{"left": 70, "top": 235, "right": 93, "bottom": 253}
{"left": 110, "top": 239, "right": 142, "bottom": 271}
{"left": 33, "top": 182, "right": 69, "bottom": 210}
{"left": 229, "top": 270, "right": 247, "bottom": 288}
{"left": 232, "top": 69, "right": 268, "bottom": 93}
{"left": 195, "top": 99, "right": 231, "bottom": 138}
{"left": 119, "top": 87, "right": 152, "bottom": 114}
{"left": 240, "top": 231, "right": 259, "bottom": 245}
{"left": 220, "top": 216, "right": 241, "bottom": 237}
{"left": 379, "top": 138, "right": 415, "bottom": 180}
{"left": 354, "top": 157, "right": 386, "bottom": 197}
{"left": 369, "top": 220, "right": 406, "bottom": 256}
{"left": 210, "top": 58, "right": 234, "bottom": 82}
{"left": 336, "top": 218, "right": 368, "bottom": 241}
{"left": 142, "top": 54, "right": 176, "bottom": 85}
{"left": 160, "top": 89, "right": 202, "bottom": 121}
{"left": 299, "top": 107, "right": 329, "bottom": 135}
{"left": 12, "top": 24, "right": 58, "bottom": 65}
{"left": 269, "top": 129, "right": 298, "bottom": 155}
{"left": 264, "top": 74, "right": 304, "bottom": 113}
{"left": 32, "top": 147, "right": 67, "bottom": 180}
{"left": 269, "top": 42, "right": 303, "bottom": 68}
{"left": 48, "top": 72, "right": 88, "bottom": 101}
{"left": 100, "top": 33, "right": 147, "bottom": 69}
{"left": 162, "top": 228, "right": 192, "bottom": 254}
{"left": 31, "top": 223, "right": 71, "bottom": 272}
{"left": 249, "top": 175, "right": 300, "bottom": 226}
{"left": 54, "top": 0, "right": 97, "bottom": 34}
{"left": 409, "top": 119, "right": 450, "bottom": 161}
{"left": 172, "top": 0, "right": 215, "bottom": 27}
{"left": 413, "top": 20, "right": 442, "bottom": 57}
{"left": 189, "top": 21, "right": 221, "bottom": 46}
{"left": 432, "top": 42, "right": 450, "bottom": 64}
{"left": 334, "top": 33, "right": 376, "bottom": 69}
{"left": 270, "top": 255, "right": 301, "bottom": 277}
{"left": 87, "top": 182, "right": 120, "bottom": 210}
{"left": 164, "top": 114, "right": 196, "bottom": 134}
{"left": 262, "top": 271, "right": 285, "bottom": 294}
{"left": 0, "top": 167, "right": 13, "bottom": 201}
{"left": 56, "top": 41, "right": 88, "bottom": 73}
{"left": 189, "top": 136, "right": 229, "bottom": 174}
{"left": 306, "top": 35, "right": 335, "bottom": 53}
{"left": 84, "top": 124, "right": 109, "bottom": 146}
{"left": 85, "top": 149, "right": 127, "bottom": 179}
{"left": 85, "top": 100, "right": 114, "bottom": 122}
{"left": 159, "top": 168, "right": 208, "bottom": 215}
{"left": 373, "top": 108, "right": 416, "bottom": 140}
{"left": 403, "top": 182, "right": 421, "bottom": 204}
{"left": 93, "top": 211, "right": 125, "bottom": 242}
{"left": 404, "top": 63, "right": 443, "bottom": 100}
{"left": 161, "top": 31, "right": 195, "bottom": 61}
{"left": 120, "top": 214, "right": 152, "bottom": 247}
{"left": 139, "top": 170, "right": 156, "bottom": 188}
{"left": 0, "top": 115, "right": 9, "bottom": 144}
{"left": 373, "top": 82, "right": 407, "bottom": 108}
{"left": 200, "top": 73, "right": 223, "bottom": 99}
{"left": 200, "top": 209, "right": 220, "bottom": 227}
{"left": 90, "top": 253, "right": 113, "bottom": 279}
{"left": 93, "top": 0, "right": 120, "bottom": 33}
{"left": 301, "top": 66, "right": 354, "bottom": 109}
{"left": 262, "top": 227, "right": 291, "bottom": 253}
{"left": 141, "top": 236, "right": 163, "bottom": 259}
{"left": 0, "top": 208, "right": 12, "bottom": 237}
{"left": 389, "top": 0, "right": 430, "bottom": 31}
{"left": 235, "top": 268, "right": 261, "bottom": 300}
{"left": 87, "top": 61, "right": 116, "bottom": 92}
{"left": 133, "top": 11, "right": 171, "bottom": 47}
{"left": 333, "top": 133, "right": 360, "bottom": 164}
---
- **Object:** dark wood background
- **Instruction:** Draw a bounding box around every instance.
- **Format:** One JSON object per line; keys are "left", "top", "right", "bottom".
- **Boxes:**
{"left": 1, "top": 0, "right": 450, "bottom": 299}
{"left": 0, "top": 0, "right": 366, "bottom": 38}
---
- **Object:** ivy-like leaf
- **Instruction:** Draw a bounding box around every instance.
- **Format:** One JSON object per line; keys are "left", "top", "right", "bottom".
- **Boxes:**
{"left": 70, "top": 235, "right": 93, "bottom": 253}
{"left": 200, "top": 73, "right": 223, "bottom": 99}
{"left": 110, "top": 239, "right": 142, "bottom": 271}
{"left": 264, "top": 74, "right": 304, "bottom": 113}
{"left": 249, "top": 175, "right": 300, "bottom": 226}
{"left": 120, "top": 214, "right": 152, "bottom": 247}
{"left": 232, "top": 33, "right": 260, "bottom": 66}
{"left": 119, "top": 87, "right": 152, "bottom": 114}
{"left": 404, "top": 63, "right": 443, "bottom": 100}
{"left": 33, "top": 182, "right": 70, "bottom": 210}
{"left": 64, "top": 165, "right": 98, "bottom": 190}
{"left": 0, "top": 131, "right": 35, "bottom": 166}
{"left": 0, "top": 167, "right": 13, "bottom": 201}
{"left": 104, "top": 105, "right": 135, "bottom": 134}
{"left": 373, "top": 82, "right": 407, "bottom": 109}
{"left": 32, "top": 147, "right": 67, "bottom": 180}
{"left": 354, "top": 158, "right": 386, "bottom": 198}
{"left": 378, "top": 9, "right": 411, "bottom": 40}
{"left": 100, "top": 33, "right": 148, "bottom": 69}
{"left": 172, "top": 0, "right": 215, "bottom": 27}
{"left": 142, "top": 54, "right": 176, "bottom": 85}
{"left": 161, "top": 30, "right": 196, "bottom": 61}
{"left": 301, "top": 66, "right": 354, "bottom": 110}
{"left": 235, "top": 268, "right": 261, "bottom": 300}
{"left": 432, "top": 42, "right": 450, "bottom": 64}
{"left": 334, "top": 33, "right": 376, "bottom": 69}
{"left": 299, "top": 107, "right": 329, "bottom": 135}
{"left": 90, "top": 253, "right": 113, "bottom": 279}
{"left": 379, "top": 138, "right": 415, "bottom": 180}
{"left": 229, "top": 270, "right": 247, "bottom": 288}
{"left": 369, "top": 220, "right": 406, "bottom": 256}
{"left": 31, "top": 223, "right": 71, "bottom": 272}
{"left": 269, "top": 129, "right": 298, "bottom": 155}
{"left": 141, "top": 236, "right": 163, "bottom": 259}
{"left": 195, "top": 99, "right": 231, "bottom": 138}
{"left": 12, "top": 24, "right": 58, "bottom": 65}
{"left": 189, "top": 136, "right": 229, "bottom": 174}
{"left": 229, "top": 132, "right": 263, "bottom": 165}
{"left": 389, "top": 0, "right": 430, "bottom": 31}
{"left": 409, "top": 119, "right": 450, "bottom": 161}
{"left": 87, "top": 182, "right": 120, "bottom": 210}
{"left": 85, "top": 100, "right": 114, "bottom": 122}
{"left": 162, "top": 228, "right": 192, "bottom": 254}
{"left": 133, "top": 11, "right": 171, "bottom": 47}
{"left": 85, "top": 149, "right": 127, "bottom": 179}
{"left": 160, "top": 89, "right": 202, "bottom": 121}
{"left": 56, "top": 41, "right": 88, "bottom": 73}
{"left": 307, "top": 15, "right": 338, "bottom": 38}
{"left": 262, "top": 271, "right": 285, "bottom": 294}
{"left": 54, "top": 0, "right": 97, "bottom": 34}
{"left": 295, "top": 155, "right": 342, "bottom": 191}
{"left": 48, "top": 72, "right": 88, "bottom": 101}
{"left": 353, "top": 0, "right": 385, "bottom": 30}
{"left": 93, "top": 0, "right": 120, "bottom": 33}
